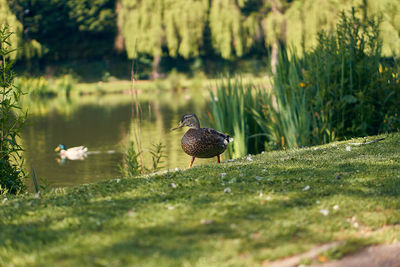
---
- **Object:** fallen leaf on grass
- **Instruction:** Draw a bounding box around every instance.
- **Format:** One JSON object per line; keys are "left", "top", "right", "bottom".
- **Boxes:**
{"left": 251, "top": 232, "right": 262, "bottom": 239}
{"left": 317, "top": 255, "right": 328, "bottom": 263}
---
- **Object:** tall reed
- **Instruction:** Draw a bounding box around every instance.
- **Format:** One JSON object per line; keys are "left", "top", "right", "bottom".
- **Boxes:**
{"left": 256, "top": 9, "right": 400, "bottom": 149}
{"left": 208, "top": 77, "right": 265, "bottom": 158}
{"left": 122, "top": 43, "right": 166, "bottom": 175}
{"left": 0, "top": 26, "right": 26, "bottom": 193}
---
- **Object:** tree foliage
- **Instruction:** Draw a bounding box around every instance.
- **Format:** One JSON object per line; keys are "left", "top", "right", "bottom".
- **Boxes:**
{"left": 119, "top": 0, "right": 209, "bottom": 59}
{"left": 7, "top": 0, "right": 117, "bottom": 60}
{"left": 2, "top": 0, "right": 400, "bottom": 72}
{"left": 0, "top": 0, "right": 23, "bottom": 59}
{"left": 119, "top": 0, "right": 164, "bottom": 59}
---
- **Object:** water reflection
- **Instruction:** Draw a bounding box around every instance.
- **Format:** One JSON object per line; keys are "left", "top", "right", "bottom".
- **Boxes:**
{"left": 21, "top": 88, "right": 214, "bottom": 189}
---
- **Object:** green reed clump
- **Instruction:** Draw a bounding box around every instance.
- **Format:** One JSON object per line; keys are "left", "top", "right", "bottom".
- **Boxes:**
{"left": 15, "top": 75, "right": 76, "bottom": 99}
{"left": 257, "top": 9, "right": 400, "bottom": 149}
{"left": 150, "top": 142, "right": 165, "bottom": 172}
{"left": 0, "top": 26, "right": 26, "bottom": 194}
{"left": 120, "top": 141, "right": 165, "bottom": 177}
{"left": 55, "top": 74, "right": 75, "bottom": 98}
{"left": 15, "top": 77, "right": 56, "bottom": 98}
{"left": 120, "top": 141, "right": 141, "bottom": 177}
{"left": 208, "top": 77, "right": 265, "bottom": 158}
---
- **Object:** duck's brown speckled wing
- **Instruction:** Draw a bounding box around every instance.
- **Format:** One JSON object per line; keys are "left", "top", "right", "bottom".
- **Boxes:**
{"left": 181, "top": 128, "right": 230, "bottom": 158}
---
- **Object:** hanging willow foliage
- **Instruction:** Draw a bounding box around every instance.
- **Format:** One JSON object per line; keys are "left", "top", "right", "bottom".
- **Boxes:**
{"left": 0, "top": 0, "right": 23, "bottom": 60}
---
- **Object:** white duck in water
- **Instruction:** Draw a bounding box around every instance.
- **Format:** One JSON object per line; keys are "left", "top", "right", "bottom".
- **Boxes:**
{"left": 55, "top": 144, "right": 88, "bottom": 160}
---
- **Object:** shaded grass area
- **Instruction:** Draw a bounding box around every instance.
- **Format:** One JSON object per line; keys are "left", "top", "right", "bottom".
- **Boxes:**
{"left": 1, "top": 133, "right": 400, "bottom": 266}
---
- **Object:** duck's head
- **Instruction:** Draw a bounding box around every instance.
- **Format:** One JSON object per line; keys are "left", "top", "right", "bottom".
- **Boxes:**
{"left": 55, "top": 144, "right": 66, "bottom": 152}
{"left": 171, "top": 113, "right": 200, "bottom": 130}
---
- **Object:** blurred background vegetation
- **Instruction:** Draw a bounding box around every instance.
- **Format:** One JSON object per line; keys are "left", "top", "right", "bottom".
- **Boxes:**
{"left": 1, "top": 0, "right": 400, "bottom": 80}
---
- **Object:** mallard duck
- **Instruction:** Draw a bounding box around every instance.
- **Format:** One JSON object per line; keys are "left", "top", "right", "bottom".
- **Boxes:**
{"left": 171, "top": 113, "right": 233, "bottom": 167}
{"left": 55, "top": 144, "right": 88, "bottom": 160}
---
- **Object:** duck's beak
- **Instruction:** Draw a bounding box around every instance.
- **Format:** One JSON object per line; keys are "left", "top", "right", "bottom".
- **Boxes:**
{"left": 170, "top": 122, "right": 183, "bottom": 131}
{"left": 55, "top": 146, "right": 60, "bottom": 152}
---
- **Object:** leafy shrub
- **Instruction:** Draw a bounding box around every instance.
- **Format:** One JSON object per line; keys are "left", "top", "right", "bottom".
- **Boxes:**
{"left": 256, "top": 9, "right": 400, "bottom": 149}
{"left": 0, "top": 26, "right": 26, "bottom": 194}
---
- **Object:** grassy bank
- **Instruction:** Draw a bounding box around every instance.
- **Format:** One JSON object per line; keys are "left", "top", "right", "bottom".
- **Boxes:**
{"left": 1, "top": 133, "right": 400, "bottom": 266}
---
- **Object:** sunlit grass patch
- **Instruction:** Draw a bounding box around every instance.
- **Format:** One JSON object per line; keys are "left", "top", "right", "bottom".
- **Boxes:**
{"left": 0, "top": 133, "right": 399, "bottom": 266}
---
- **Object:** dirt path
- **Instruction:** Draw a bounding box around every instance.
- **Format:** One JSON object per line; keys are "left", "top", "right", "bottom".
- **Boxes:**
{"left": 315, "top": 242, "right": 400, "bottom": 267}
{"left": 265, "top": 242, "right": 400, "bottom": 267}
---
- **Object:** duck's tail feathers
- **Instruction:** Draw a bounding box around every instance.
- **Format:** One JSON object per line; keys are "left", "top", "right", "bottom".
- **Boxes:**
{"left": 229, "top": 137, "right": 234, "bottom": 143}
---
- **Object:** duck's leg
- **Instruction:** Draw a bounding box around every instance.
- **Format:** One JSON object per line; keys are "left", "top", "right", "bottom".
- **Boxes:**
{"left": 217, "top": 154, "right": 221, "bottom": 163}
{"left": 189, "top": 156, "right": 195, "bottom": 168}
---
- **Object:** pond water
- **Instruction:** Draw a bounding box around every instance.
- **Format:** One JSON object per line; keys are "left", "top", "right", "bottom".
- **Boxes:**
{"left": 21, "top": 87, "right": 216, "bottom": 190}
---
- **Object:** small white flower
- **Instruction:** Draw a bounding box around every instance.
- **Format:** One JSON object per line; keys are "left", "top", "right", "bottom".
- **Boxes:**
{"left": 332, "top": 143, "right": 337, "bottom": 147}
{"left": 353, "top": 222, "right": 359, "bottom": 228}
{"left": 167, "top": 206, "right": 175, "bottom": 210}
{"left": 346, "top": 146, "right": 351, "bottom": 151}
{"left": 320, "top": 209, "right": 329, "bottom": 216}
{"left": 255, "top": 176, "right": 263, "bottom": 181}
{"left": 265, "top": 196, "right": 272, "bottom": 201}
{"left": 333, "top": 205, "right": 339, "bottom": 210}
{"left": 316, "top": 200, "right": 321, "bottom": 204}
{"left": 201, "top": 219, "right": 214, "bottom": 224}
{"left": 313, "top": 147, "right": 319, "bottom": 151}
{"left": 302, "top": 185, "right": 310, "bottom": 191}
{"left": 221, "top": 173, "right": 227, "bottom": 178}
{"left": 1, "top": 198, "right": 7, "bottom": 204}
{"left": 259, "top": 192, "right": 263, "bottom": 197}
{"left": 34, "top": 191, "right": 41, "bottom": 199}
{"left": 261, "top": 151, "right": 265, "bottom": 154}
{"left": 127, "top": 209, "right": 135, "bottom": 216}
{"left": 224, "top": 187, "right": 231, "bottom": 194}
{"left": 228, "top": 178, "right": 237, "bottom": 184}
{"left": 246, "top": 155, "right": 253, "bottom": 161}
{"left": 170, "top": 183, "right": 177, "bottom": 189}
{"left": 116, "top": 178, "right": 121, "bottom": 183}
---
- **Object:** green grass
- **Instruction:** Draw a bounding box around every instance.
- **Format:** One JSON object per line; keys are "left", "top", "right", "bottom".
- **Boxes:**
{"left": 1, "top": 133, "right": 400, "bottom": 266}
